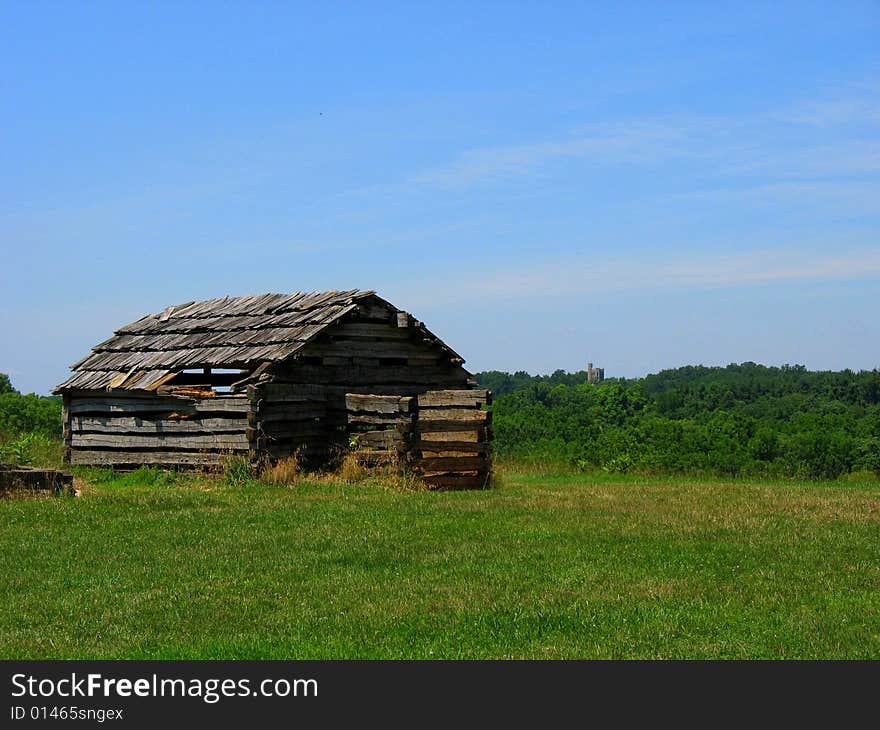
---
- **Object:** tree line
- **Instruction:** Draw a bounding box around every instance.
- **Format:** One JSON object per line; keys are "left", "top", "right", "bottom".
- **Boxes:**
{"left": 0, "top": 374, "right": 62, "bottom": 436}
{"left": 476, "top": 363, "right": 880, "bottom": 480}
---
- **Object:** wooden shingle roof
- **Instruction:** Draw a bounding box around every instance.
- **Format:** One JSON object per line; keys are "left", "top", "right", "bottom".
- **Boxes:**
{"left": 55, "top": 289, "right": 385, "bottom": 392}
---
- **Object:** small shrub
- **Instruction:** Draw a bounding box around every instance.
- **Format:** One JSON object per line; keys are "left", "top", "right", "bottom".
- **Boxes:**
{"left": 0, "top": 432, "right": 62, "bottom": 467}
{"left": 1, "top": 433, "right": 37, "bottom": 464}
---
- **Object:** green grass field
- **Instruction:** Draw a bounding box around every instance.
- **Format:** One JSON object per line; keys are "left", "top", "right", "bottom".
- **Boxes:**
{"left": 1, "top": 468, "right": 878, "bottom": 659}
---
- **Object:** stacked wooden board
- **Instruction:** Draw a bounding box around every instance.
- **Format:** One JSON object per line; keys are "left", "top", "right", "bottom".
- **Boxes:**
{"left": 248, "top": 387, "right": 492, "bottom": 487}
{"left": 247, "top": 383, "right": 333, "bottom": 463}
{"left": 406, "top": 389, "right": 492, "bottom": 489}
{"left": 344, "top": 394, "right": 413, "bottom": 466}
{"left": 63, "top": 386, "right": 493, "bottom": 483}
{"left": 248, "top": 388, "right": 411, "bottom": 468}
{"left": 63, "top": 393, "right": 249, "bottom": 467}
{"left": 0, "top": 465, "right": 75, "bottom": 496}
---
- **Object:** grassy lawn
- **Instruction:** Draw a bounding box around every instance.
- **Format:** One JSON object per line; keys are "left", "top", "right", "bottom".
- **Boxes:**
{"left": 1, "top": 468, "right": 879, "bottom": 659}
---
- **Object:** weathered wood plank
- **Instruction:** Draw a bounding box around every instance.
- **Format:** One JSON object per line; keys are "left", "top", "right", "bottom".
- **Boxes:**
{"left": 406, "top": 357, "right": 442, "bottom": 367}
{"left": 155, "top": 385, "right": 215, "bottom": 399}
{"left": 354, "top": 301, "right": 394, "bottom": 321}
{"left": 417, "top": 408, "right": 490, "bottom": 422}
{"left": 339, "top": 411, "right": 406, "bottom": 426}
{"left": 254, "top": 383, "right": 327, "bottom": 401}
{"left": 70, "top": 416, "right": 246, "bottom": 434}
{"left": 417, "top": 429, "right": 487, "bottom": 443}
{"left": 0, "top": 466, "right": 75, "bottom": 495}
{"left": 67, "top": 397, "right": 188, "bottom": 414}
{"left": 257, "top": 405, "right": 326, "bottom": 422}
{"left": 61, "top": 395, "right": 72, "bottom": 447}
{"left": 346, "top": 357, "right": 381, "bottom": 367}
{"left": 351, "top": 430, "right": 402, "bottom": 449}
{"left": 70, "top": 432, "right": 249, "bottom": 449}
{"left": 414, "top": 442, "right": 490, "bottom": 455}
{"left": 343, "top": 394, "right": 410, "bottom": 414}
{"left": 269, "top": 364, "right": 469, "bottom": 386}
{"left": 409, "top": 419, "right": 487, "bottom": 432}
{"left": 301, "top": 340, "right": 441, "bottom": 359}
{"left": 395, "top": 420, "right": 416, "bottom": 434}
{"left": 265, "top": 442, "right": 343, "bottom": 458}
{"left": 334, "top": 322, "right": 412, "bottom": 339}
{"left": 255, "top": 395, "right": 328, "bottom": 408}
{"left": 69, "top": 450, "right": 226, "bottom": 467}
{"left": 67, "top": 396, "right": 250, "bottom": 415}
{"left": 324, "top": 385, "right": 437, "bottom": 397}
{"left": 416, "top": 390, "right": 489, "bottom": 407}
{"left": 351, "top": 449, "right": 398, "bottom": 465}
{"left": 419, "top": 473, "right": 489, "bottom": 490}
{"left": 259, "top": 423, "right": 332, "bottom": 438}
{"left": 413, "top": 456, "right": 487, "bottom": 471}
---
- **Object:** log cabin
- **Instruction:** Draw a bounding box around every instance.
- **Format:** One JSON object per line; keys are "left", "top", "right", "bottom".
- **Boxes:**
{"left": 54, "top": 290, "right": 491, "bottom": 488}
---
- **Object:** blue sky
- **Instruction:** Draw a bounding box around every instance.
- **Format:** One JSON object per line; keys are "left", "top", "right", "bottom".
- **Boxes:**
{"left": 1, "top": 1, "right": 878, "bottom": 394}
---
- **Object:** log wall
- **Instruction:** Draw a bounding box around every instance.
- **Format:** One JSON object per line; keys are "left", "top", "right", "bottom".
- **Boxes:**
{"left": 246, "top": 307, "right": 474, "bottom": 467}
{"left": 406, "top": 389, "right": 492, "bottom": 489}
{"left": 249, "top": 385, "right": 492, "bottom": 488}
{"left": 346, "top": 389, "right": 492, "bottom": 489}
{"left": 247, "top": 383, "right": 338, "bottom": 463}
{"left": 267, "top": 312, "right": 472, "bottom": 393}
{"left": 64, "top": 392, "right": 250, "bottom": 468}
{"left": 345, "top": 394, "right": 414, "bottom": 467}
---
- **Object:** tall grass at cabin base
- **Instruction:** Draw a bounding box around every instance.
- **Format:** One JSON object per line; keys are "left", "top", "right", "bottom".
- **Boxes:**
{"left": 0, "top": 466, "right": 878, "bottom": 659}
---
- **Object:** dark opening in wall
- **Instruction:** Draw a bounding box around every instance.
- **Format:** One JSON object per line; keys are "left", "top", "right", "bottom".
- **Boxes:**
{"left": 169, "top": 368, "right": 250, "bottom": 392}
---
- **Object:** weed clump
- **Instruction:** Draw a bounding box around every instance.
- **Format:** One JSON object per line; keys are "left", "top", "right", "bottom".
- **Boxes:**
{"left": 222, "top": 454, "right": 254, "bottom": 487}
{"left": 261, "top": 455, "right": 303, "bottom": 486}
{"left": 337, "top": 452, "right": 368, "bottom": 483}
{"left": 0, "top": 432, "right": 63, "bottom": 467}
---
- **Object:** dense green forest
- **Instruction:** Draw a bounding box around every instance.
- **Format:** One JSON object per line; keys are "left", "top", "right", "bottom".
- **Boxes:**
{"left": 477, "top": 364, "right": 880, "bottom": 480}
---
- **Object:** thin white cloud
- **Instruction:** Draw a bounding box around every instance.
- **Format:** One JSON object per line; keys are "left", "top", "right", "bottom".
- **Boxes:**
{"left": 403, "top": 88, "right": 880, "bottom": 192}
{"left": 394, "top": 247, "right": 880, "bottom": 307}
{"left": 771, "top": 89, "right": 880, "bottom": 127}
{"left": 671, "top": 180, "right": 880, "bottom": 215}
{"left": 409, "top": 121, "right": 691, "bottom": 188}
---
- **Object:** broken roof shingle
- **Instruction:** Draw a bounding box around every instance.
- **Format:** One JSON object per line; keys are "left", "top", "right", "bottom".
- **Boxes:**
{"left": 55, "top": 289, "right": 375, "bottom": 392}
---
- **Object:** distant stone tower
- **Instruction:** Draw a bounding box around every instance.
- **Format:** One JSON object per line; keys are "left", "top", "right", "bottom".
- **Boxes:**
{"left": 586, "top": 362, "right": 605, "bottom": 384}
